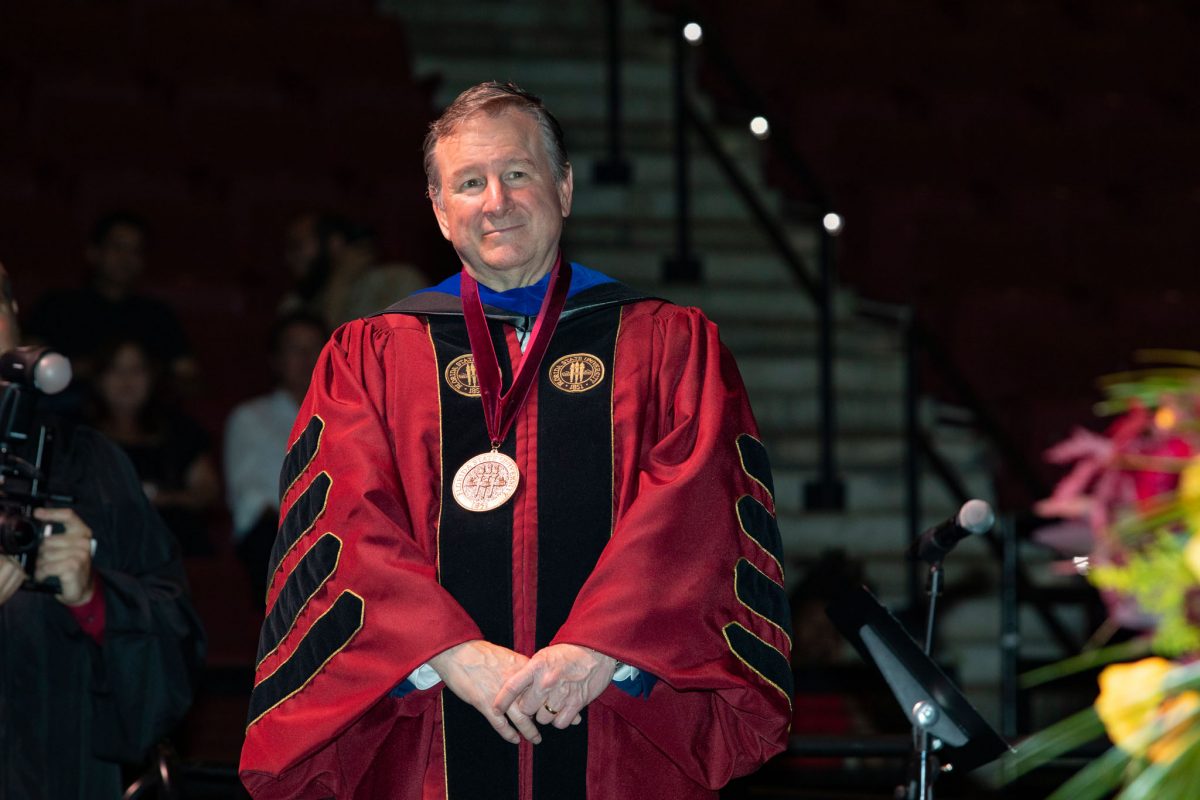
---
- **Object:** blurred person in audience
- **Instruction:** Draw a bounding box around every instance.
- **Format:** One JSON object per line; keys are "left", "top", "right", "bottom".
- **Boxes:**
{"left": 0, "top": 260, "right": 205, "bottom": 800}
{"left": 279, "top": 213, "right": 426, "bottom": 327}
{"left": 88, "top": 337, "right": 219, "bottom": 556}
{"left": 28, "top": 211, "right": 198, "bottom": 389}
{"left": 224, "top": 311, "right": 327, "bottom": 601}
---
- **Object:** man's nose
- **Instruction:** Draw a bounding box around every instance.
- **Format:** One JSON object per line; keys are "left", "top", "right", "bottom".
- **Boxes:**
{"left": 482, "top": 181, "right": 510, "bottom": 215}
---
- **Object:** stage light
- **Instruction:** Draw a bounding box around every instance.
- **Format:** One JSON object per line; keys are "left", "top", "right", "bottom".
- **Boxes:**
{"left": 823, "top": 213, "right": 844, "bottom": 235}
{"left": 749, "top": 116, "right": 770, "bottom": 139}
{"left": 682, "top": 22, "right": 703, "bottom": 44}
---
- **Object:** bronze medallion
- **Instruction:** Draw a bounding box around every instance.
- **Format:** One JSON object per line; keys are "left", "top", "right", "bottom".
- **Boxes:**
{"left": 452, "top": 451, "right": 520, "bottom": 512}
{"left": 445, "top": 354, "right": 481, "bottom": 397}
{"left": 548, "top": 353, "right": 605, "bottom": 394}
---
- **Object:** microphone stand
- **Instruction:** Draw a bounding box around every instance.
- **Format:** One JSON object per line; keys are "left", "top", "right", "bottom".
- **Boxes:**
{"left": 910, "top": 561, "right": 944, "bottom": 800}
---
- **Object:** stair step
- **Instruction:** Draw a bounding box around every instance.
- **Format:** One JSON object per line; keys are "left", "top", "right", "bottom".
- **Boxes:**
{"left": 718, "top": 322, "right": 899, "bottom": 356}
{"left": 769, "top": 430, "right": 986, "bottom": 470}
{"left": 652, "top": 283, "right": 857, "bottom": 323}
{"left": 738, "top": 352, "right": 903, "bottom": 393}
{"left": 569, "top": 238, "right": 818, "bottom": 287}
{"left": 752, "top": 393, "right": 905, "bottom": 433}
{"left": 578, "top": 152, "right": 773, "bottom": 194}
{"left": 779, "top": 502, "right": 990, "bottom": 557}
{"left": 771, "top": 465, "right": 994, "bottom": 514}
{"left": 572, "top": 181, "right": 785, "bottom": 223}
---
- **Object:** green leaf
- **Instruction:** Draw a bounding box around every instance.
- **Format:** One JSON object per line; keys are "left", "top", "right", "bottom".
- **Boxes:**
{"left": 1045, "top": 743, "right": 1130, "bottom": 800}
{"left": 1116, "top": 731, "right": 1200, "bottom": 800}
{"left": 1001, "top": 707, "right": 1105, "bottom": 782}
{"left": 1020, "top": 639, "right": 1153, "bottom": 690}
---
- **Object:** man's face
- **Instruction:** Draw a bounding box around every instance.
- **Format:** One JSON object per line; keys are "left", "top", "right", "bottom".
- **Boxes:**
{"left": 430, "top": 109, "right": 573, "bottom": 287}
{"left": 88, "top": 223, "right": 145, "bottom": 288}
{"left": 284, "top": 214, "right": 320, "bottom": 280}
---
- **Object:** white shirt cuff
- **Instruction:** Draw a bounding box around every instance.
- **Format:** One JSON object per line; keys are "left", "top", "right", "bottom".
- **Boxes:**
{"left": 407, "top": 661, "right": 637, "bottom": 689}
{"left": 613, "top": 662, "right": 640, "bottom": 682}
{"left": 407, "top": 663, "right": 442, "bottom": 690}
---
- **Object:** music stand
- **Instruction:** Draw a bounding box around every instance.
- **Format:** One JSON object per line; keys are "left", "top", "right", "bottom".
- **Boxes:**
{"left": 826, "top": 586, "right": 1009, "bottom": 798}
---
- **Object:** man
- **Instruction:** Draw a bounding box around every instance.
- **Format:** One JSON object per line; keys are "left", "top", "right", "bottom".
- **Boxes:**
{"left": 278, "top": 213, "right": 426, "bottom": 327}
{"left": 28, "top": 211, "right": 197, "bottom": 387}
{"left": 240, "top": 82, "right": 792, "bottom": 799}
{"left": 0, "top": 261, "right": 205, "bottom": 799}
{"left": 224, "top": 311, "right": 328, "bottom": 601}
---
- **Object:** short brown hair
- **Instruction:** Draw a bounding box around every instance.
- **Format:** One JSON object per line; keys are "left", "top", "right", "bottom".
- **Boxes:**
{"left": 423, "top": 81, "right": 569, "bottom": 202}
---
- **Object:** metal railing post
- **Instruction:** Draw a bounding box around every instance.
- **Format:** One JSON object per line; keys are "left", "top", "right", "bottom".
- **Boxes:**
{"left": 593, "top": 0, "right": 633, "bottom": 185}
{"left": 1000, "top": 514, "right": 1020, "bottom": 738}
{"left": 803, "top": 225, "right": 845, "bottom": 510}
{"left": 664, "top": 11, "right": 700, "bottom": 282}
{"left": 903, "top": 310, "right": 921, "bottom": 611}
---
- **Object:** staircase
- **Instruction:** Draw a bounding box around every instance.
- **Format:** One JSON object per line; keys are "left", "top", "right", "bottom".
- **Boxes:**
{"left": 379, "top": 0, "right": 1077, "bottom": 724}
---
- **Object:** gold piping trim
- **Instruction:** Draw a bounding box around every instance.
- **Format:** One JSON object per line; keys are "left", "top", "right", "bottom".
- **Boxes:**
{"left": 247, "top": 590, "right": 366, "bottom": 729}
{"left": 265, "top": 471, "right": 333, "bottom": 606}
{"left": 439, "top": 691, "right": 450, "bottom": 800}
{"left": 280, "top": 414, "right": 326, "bottom": 503}
{"left": 735, "top": 494, "right": 784, "bottom": 579}
{"left": 722, "top": 621, "right": 791, "bottom": 707}
{"left": 609, "top": 308, "right": 624, "bottom": 537}
{"left": 735, "top": 433, "right": 774, "bottom": 505}
{"left": 734, "top": 557, "right": 792, "bottom": 647}
{"left": 427, "top": 323, "right": 446, "bottom": 583}
{"left": 256, "top": 533, "right": 344, "bottom": 667}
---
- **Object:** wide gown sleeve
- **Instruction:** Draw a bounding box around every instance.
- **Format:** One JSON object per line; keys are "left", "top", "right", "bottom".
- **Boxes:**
{"left": 73, "top": 428, "right": 206, "bottom": 763}
{"left": 552, "top": 306, "right": 794, "bottom": 789}
{"left": 239, "top": 320, "right": 482, "bottom": 799}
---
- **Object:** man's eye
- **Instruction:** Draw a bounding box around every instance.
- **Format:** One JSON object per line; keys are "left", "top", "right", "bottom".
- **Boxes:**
{"left": 460, "top": 178, "right": 483, "bottom": 190}
{"left": 505, "top": 171, "right": 527, "bottom": 181}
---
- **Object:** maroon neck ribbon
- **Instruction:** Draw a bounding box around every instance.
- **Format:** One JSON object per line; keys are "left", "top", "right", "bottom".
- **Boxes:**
{"left": 460, "top": 255, "right": 572, "bottom": 450}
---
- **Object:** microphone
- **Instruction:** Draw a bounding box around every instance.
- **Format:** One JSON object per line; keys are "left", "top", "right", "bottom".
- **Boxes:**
{"left": 0, "top": 347, "right": 73, "bottom": 395}
{"left": 913, "top": 499, "right": 995, "bottom": 565}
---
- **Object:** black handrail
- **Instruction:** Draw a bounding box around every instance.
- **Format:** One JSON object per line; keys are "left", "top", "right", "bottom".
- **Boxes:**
{"left": 670, "top": 14, "right": 843, "bottom": 509}
{"left": 683, "top": 96, "right": 818, "bottom": 299}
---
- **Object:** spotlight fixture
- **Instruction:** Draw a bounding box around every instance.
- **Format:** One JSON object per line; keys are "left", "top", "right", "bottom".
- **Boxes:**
{"left": 682, "top": 22, "right": 703, "bottom": 44}
{"left": 822, "top": 213, "right": 844, "bottom": 235}
{"left": 749, "top": 116, "right": 770, "bottom": 139}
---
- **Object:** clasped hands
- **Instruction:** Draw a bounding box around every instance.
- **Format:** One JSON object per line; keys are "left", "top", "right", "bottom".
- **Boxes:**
{"left": 429, "top": 640, "right": 617, "bottom": 746}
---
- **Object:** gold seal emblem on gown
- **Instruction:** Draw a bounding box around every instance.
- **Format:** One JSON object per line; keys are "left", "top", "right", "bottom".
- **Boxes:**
{"left": 445, "top": 354, "right": 481, "bottom": 397}
{"left": 452, "top": 451, "right": 520, "bottom": 512}
{"left": 548, "top": 353, "right": 605, "bottom": 394}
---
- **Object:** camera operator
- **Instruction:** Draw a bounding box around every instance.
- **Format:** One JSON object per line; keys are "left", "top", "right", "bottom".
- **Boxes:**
{"left": 0, "top": 262, "right": 205, "bottom": 799}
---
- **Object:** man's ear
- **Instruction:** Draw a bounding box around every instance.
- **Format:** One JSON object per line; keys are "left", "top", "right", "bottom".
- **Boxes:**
{"left": 558, "top": 164, "right": 574, "bottom": 218}
{"left": 430, "top": 193, "right": 451, "bottom": 240}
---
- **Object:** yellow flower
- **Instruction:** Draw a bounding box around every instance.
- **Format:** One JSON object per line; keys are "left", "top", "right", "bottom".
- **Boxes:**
{"left": 1186, "top": 533, "right": 1200, "bottom": 581}
{"left": 1095, "top": 657, "right": 1200, "bottom": 763}
{"left": 1183, "top": 458, "right": 1200, "bottom": 571}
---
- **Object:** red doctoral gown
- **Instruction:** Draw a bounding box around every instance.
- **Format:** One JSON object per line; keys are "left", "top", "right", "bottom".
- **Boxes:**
{"left": 239, "top": 277, "right": 793, "bottom": 799}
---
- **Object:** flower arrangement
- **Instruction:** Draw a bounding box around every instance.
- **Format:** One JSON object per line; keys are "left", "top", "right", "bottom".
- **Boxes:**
{"left": 1005, "top": 350, "right": 1200, "bottom": 798}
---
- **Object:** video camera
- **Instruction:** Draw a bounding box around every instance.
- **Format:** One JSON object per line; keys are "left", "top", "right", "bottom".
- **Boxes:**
{"left": 0, "top": 347, "right": 75, "bottom": 591}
